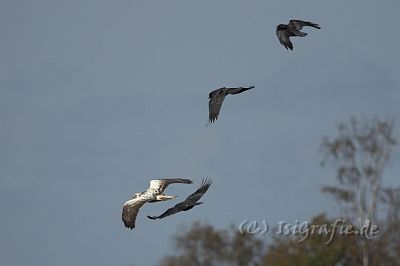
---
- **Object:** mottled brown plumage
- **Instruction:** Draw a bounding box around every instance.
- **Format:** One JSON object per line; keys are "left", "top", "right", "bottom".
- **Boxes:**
{"left": 122, "top": 178, "right": 192, "bottom": 229}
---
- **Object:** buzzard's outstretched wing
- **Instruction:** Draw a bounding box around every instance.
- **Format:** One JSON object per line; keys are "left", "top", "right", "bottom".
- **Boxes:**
{"left": 208, "top": 91, "right": 226, "bottom": 123}
{"left": 147, "top": 178, "right": 212, "bottom": 220}
{"left": 276, "top": 27, "right": 293, "bottom": 50}
{"left": 122, "top": 197, "right": 148, "bottom": 229}
{"left": 289, "top": 20, "right": 320, "bottom": 30}
{"left": 149, "top": 178, "right": 192, "bottom": 193}
{"left": 226, "top": 86, "right": 254, "bottom": 95}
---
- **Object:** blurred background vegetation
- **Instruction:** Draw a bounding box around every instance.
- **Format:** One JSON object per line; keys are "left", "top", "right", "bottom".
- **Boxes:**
{"left": 155, "top": 117, "right": 399, "bottom": 266}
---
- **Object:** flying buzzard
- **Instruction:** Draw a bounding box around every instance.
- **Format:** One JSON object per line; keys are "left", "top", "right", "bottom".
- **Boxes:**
{"left": 208, "top": 86, "right": 254, "bottom": 123}
{"left": 147, "top": 177, "right": 212, "bottom": 220}
{"left": 122, "top": 178, "right": 192, "bottom": 229}
{"left": 276, "top": 19, "right": 320, "bottom": 50}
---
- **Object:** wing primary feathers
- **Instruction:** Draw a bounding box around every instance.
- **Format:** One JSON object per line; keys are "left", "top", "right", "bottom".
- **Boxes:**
{"left": 122, "top": 198, "right": 148, "bottom": 229}
{"left": 208, "top": 90, "right": 226, "bottom": 123}
{"left": 150, "top": 178, "right": 193, "bottom": 192}
{"left": 309, "top": 22, "right": 320, "bottom": 29}
{"left": 199, "top": 177, "right": 213, "bottom": 189}
{"left": 276, "top": 26, "right": 293, "bottom": 50}
{"left": 226, "top": 86, "right": 255, "bottom": 95}
{"left": 290, "top": 20, "right": 321, "bottom": 30}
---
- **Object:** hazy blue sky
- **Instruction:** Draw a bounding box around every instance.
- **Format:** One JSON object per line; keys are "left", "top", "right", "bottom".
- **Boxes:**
{"left": 1, "top": 1, "right": 399, "bottom": 265}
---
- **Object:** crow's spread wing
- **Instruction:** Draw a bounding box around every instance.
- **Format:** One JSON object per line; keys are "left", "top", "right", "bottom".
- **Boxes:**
{"left": 276, "top": 27, "right": 293, "bottom": 50}
{"left": 289, "top": 20, "right": 320, "bottom": 30}
{"left": 208, "top": 91, "right": 227, "bottom": 123}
